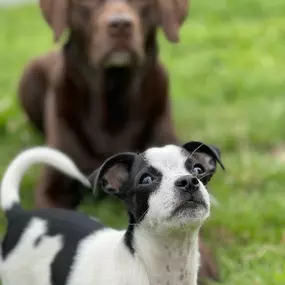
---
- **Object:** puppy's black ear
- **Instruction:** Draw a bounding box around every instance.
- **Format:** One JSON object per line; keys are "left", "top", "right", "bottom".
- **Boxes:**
{"left": 182, "top": 141, "right": 225, "bottom": 170}
{"left": 88, "top": 153, "right": 136, "bottom": 198}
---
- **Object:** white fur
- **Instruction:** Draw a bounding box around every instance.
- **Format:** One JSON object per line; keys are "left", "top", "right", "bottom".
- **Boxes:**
{"left": 105, "top": 52, "right": 131, "bottom": 67}
{"left": 144, "top": 145, "right": 210, "bottom": 229}
{"left": 134, "top": 227, "right": 200, "bottom": 285}
{"left": 66, "top": 230, "right": 149, "bottom": 285}
{"left": 0, "top": 144, "right": 211, "bottom": 285}
{"left": 0, "top": 146, "right": 90, "bottom": 211}
{"left": 0, "top": 218, "right": 63, "bottom": 285}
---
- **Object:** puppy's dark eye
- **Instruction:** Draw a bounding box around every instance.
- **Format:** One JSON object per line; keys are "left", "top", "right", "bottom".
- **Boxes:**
{"left": 139, "top": 173, "right": 154, "bottom": 185}
{"left": 192, "top": 164, "right": 205, "bottom": 176}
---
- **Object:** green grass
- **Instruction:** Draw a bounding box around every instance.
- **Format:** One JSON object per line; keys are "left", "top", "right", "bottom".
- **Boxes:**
{"left": 1, "top": 1, "right": 285, "bottom": 284}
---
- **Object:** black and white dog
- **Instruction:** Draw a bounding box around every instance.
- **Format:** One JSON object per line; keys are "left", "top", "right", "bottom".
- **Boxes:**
{"left": 0, "top": 141, "right": 224, "bottom": 285}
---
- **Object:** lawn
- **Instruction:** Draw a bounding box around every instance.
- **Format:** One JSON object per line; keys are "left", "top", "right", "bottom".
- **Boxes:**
{"left": 1, "top": 1, "right": 285, "bottom": 284}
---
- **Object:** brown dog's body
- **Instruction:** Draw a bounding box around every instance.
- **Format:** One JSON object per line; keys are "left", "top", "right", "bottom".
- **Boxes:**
{"left": 19, "top": 39, "right": 177, "bottom": 208}
{"left": 18, "top": 0, "right": 219, "bottom": 283}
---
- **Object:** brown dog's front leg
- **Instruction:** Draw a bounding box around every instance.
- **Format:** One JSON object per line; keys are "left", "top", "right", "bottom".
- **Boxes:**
{"left": 18, "top": 52, "right": 61, "bottom": 136}
{"left": 35, "top": 166, "right": 85, "bottom": 209}
{"left": 146, "top": 96, "right": 180, "bottom": 148}
{"left": 198, "top": 239, "right": 220, "bottom": 284}
{"left": 18, "top": 58, "right": 47, "bottom": 135}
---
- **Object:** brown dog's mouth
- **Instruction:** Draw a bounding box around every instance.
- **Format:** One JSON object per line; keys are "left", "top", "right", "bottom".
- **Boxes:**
{"left": 101, "top": 47, "right": 144, "bottom": 68}
{"left": 104, "top": 51, "right": 132, "bottom": 67}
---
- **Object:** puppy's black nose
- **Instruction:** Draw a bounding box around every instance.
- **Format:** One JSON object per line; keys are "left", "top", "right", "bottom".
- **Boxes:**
{"left": 108, "top": 14, "right": 132, "bottom": 38}
{"left": 175, "top": 175, "right": 199, "bottom": 192}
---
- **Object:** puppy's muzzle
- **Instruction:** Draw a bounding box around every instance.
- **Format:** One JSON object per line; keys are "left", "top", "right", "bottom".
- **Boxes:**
{"left": 175, "top": 175, "right": 199, "bottom": 193}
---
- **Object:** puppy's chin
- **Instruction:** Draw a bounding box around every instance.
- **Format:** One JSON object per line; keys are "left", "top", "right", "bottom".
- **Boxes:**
{"left": 169, "top": 201, "right": 210, "bottom": 229}
{"left": 176, "top": 207, "right": 209, "bottom": 227}
{"left": 144, "top": 204, "right": 210, "bottom": 233}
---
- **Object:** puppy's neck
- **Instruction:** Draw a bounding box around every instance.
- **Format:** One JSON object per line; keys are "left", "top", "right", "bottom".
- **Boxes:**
{"left": 133, "top": 226, "right": 200, "bottom": 285}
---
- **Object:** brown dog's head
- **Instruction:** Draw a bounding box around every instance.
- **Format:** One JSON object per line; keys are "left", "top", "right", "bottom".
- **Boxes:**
{"left": 39, "top": 0, "right": 188, "bottom": 67}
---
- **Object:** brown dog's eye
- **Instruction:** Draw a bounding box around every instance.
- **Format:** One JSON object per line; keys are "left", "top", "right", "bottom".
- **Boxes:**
{"left": 141, "top": 6, "right": 150, "bottom": 18}
{"left": 77, "top": 0, "right": 101, "bottom": 8}
{"left": 192, "top": 164, "right": 205, "bottom": 176}
{"left": 132, "top": 0, "right": 151, "bottom": 17}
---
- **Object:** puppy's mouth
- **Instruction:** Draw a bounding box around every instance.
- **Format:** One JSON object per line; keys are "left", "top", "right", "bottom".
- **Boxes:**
{"left": 172, "top": 197, "right": 207, "bottom": 217}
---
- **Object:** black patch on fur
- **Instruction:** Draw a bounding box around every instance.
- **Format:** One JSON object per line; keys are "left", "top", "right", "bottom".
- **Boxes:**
{"left": 34, "top": 235, "right": 43, "bottom": 247}
{"left": 90, "top": 153, "right": 162, "bottom": 254}
{"left": 45, "top": 209, "right": 104, "bottom": 285}
{"left": 2, "top": 204, "right": 27, "bottom": 260}
{"left": 1, "top": 207, "right": 104, "bottom": 285}
{"left": 117, "top": 156, "right": 162, "bottom": 253}
{"left": 124, "top": 214, "right": 136, "bottom": 254}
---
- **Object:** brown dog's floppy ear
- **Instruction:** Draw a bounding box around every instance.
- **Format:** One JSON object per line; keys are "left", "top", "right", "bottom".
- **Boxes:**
{"left": 88, "top": 153, "right": 136, "bottom": 198}
{"left": 182, "top": 141, "right": 225, "bottom": 170}
{"left": 156, "top": 0, "right": 189, "bottom": 43}
{"left": 177, "top": 0, "right": 189, "bottom": 25}
{"left": 39, "top": 0, "right": 69, "bottom": 42}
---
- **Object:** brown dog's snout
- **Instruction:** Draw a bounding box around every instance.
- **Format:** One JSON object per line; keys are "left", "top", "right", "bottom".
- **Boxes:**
{"left": 108, "top": 14, "right": 133, "bottom": 38}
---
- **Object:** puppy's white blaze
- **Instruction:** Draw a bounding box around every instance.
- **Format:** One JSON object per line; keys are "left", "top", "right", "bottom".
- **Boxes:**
{"left": 0, "top": 147, "right": 90, "bottom": 211}
{"left": 145, "top": 145, "right": 186, "bottom": 170}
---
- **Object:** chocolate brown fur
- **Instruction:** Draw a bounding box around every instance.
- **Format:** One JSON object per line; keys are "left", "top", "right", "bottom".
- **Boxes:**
{"left": 18, "top": 0, "right": 219, "bottom": 283}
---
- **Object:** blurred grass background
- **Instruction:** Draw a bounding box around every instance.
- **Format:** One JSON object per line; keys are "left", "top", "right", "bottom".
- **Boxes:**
{"left": 1, "top": 0, "right": 285, "bottom": 284}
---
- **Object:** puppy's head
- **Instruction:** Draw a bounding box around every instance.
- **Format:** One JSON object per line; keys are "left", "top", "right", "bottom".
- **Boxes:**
{"left": 89, "top": 141, "right": 224, "bottom": 231}
{"left": 40, "top": 0, "right": 188, "bottom": 67}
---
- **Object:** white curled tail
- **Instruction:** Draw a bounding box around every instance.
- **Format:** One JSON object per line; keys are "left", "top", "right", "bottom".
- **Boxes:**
{"left": 0, "top": 146, "right": 91, "bottom": 213}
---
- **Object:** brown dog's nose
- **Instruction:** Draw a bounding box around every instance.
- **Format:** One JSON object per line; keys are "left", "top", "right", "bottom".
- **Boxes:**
{"left": 108, "top": 14, "right": 133, "bottom": 38}
{"left": 175, "top": 175, "right": 199, "bottom": 192}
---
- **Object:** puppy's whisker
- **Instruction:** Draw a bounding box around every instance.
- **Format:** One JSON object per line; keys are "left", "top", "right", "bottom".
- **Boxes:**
{"left": 198, "top": 172, "right": 213, "bottom": 181}
{"left": 188, "top": 143, "right": 204, "bottom": 159}
{"left": 137, "top": 209, "right": 149, "bottom": 224}
{"left": 209, "top": 194, "right": 219, "bottom": 207}
{"left": 128, "top": 223, "right": 139, "bottom": 227}
{"left": 197, "top": 172, "right": 220, "bottom": 207}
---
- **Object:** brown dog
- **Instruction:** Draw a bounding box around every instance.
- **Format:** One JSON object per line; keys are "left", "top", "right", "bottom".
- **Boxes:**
{"left": 19, "top": 0, "right": 188, "bottom": 209}
{"left": 18, "top": 0, "right": 219, "bottom": 283}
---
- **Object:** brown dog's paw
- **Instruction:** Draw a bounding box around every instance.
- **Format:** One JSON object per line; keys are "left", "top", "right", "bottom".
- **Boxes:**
{"left": 198, "top": 239, "right": 220, "bottom": 284}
